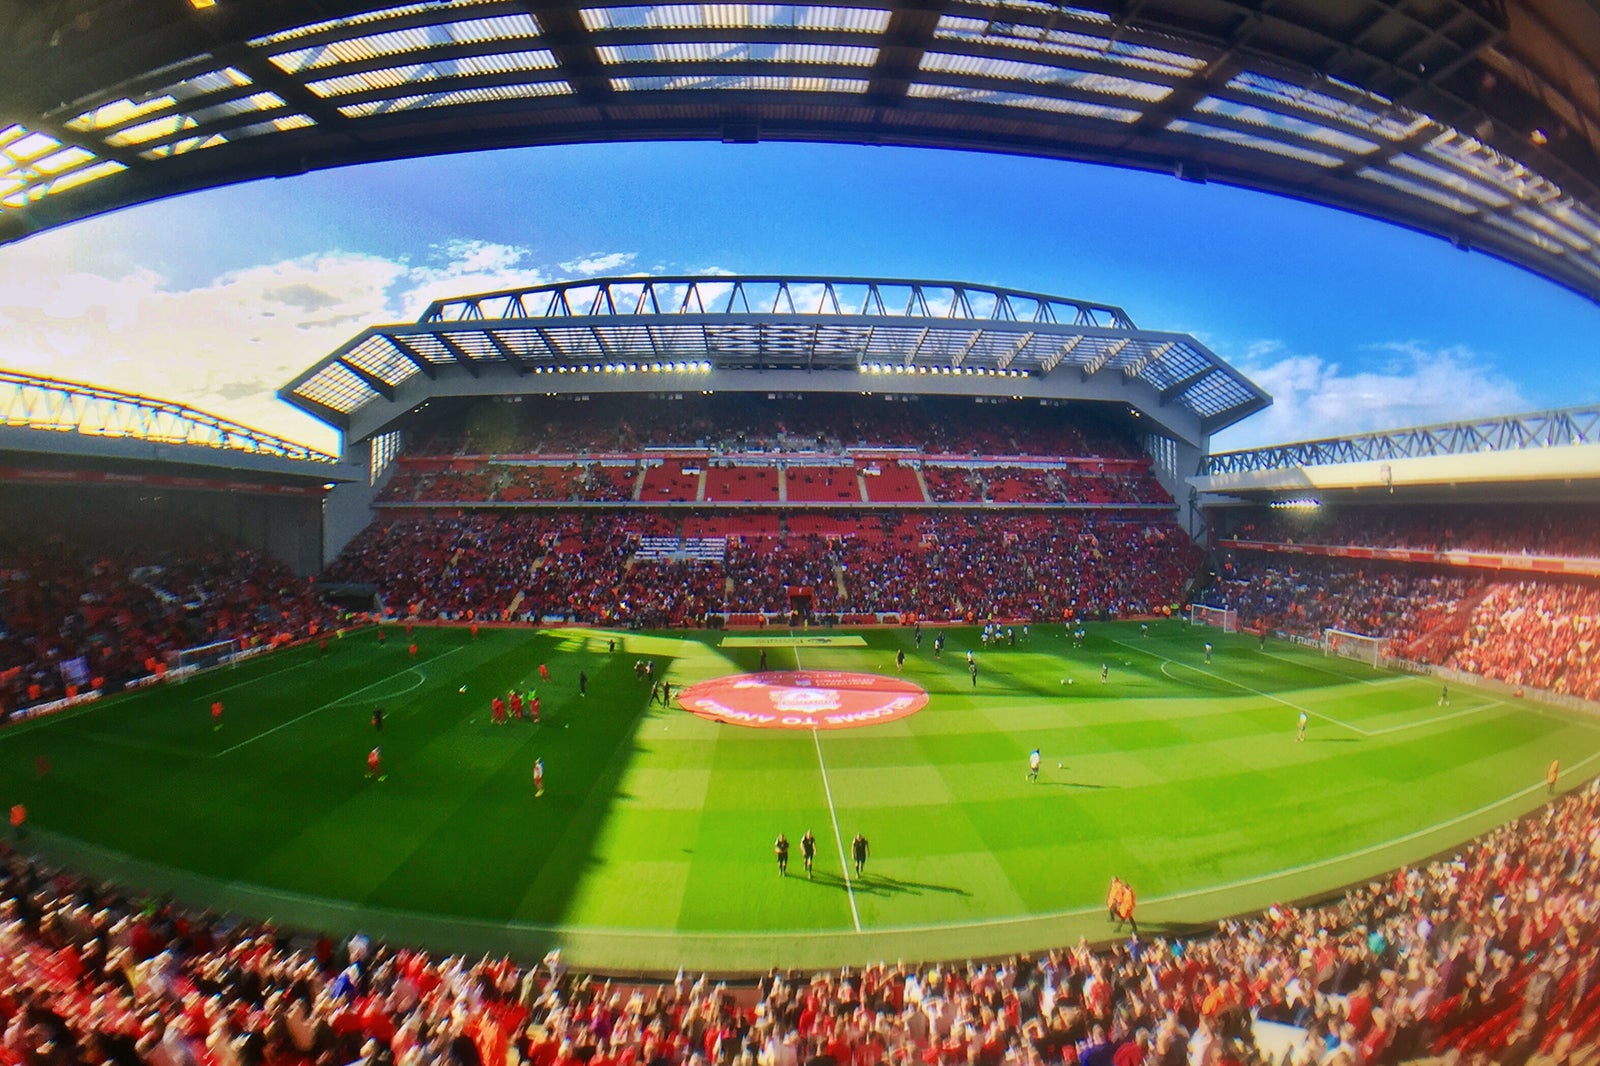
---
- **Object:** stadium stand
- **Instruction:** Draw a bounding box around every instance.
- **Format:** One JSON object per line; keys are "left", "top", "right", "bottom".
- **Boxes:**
{"left": 1, "top": 777, "right": 1595, "bottom": 1065}
{"left": 0, "top": 511, "right": 339, "bottom": 717}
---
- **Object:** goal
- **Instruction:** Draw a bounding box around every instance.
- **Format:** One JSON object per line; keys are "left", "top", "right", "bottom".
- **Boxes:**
{"left": 1322, "top": 627, "right": 1388, "bottom": 668}
{"left": 1188, "top": 604, "right": 1240, "bottom": 633}
{"left": 165, "top": 638, "right": 242, "bottom": 680}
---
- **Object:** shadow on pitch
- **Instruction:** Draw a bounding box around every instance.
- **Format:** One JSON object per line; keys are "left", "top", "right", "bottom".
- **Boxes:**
{"left": 1307, "top": 737, "right": 1361, "bottom": 744}
{"left": 853, "top": 874, "right": 971, "bottom": 898}
{"left": 1040, "top": 780, "right": 1117, "bottom": 790}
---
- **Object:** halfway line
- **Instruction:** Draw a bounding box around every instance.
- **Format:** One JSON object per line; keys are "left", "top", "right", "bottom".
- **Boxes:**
{"left": 813, "top": 727, "right": 862, "bottom": 933}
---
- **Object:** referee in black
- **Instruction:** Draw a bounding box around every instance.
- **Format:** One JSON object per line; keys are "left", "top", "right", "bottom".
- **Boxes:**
{"left": 800, "top": 830, "right": 816, "bottom": 878}
{"left": 851, "top": 832, "right": 869, "bottom": 877}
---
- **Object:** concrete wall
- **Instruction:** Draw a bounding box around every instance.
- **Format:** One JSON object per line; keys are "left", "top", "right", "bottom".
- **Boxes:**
{"left": 324, "top": 436, "right": 378, "bottom": 564}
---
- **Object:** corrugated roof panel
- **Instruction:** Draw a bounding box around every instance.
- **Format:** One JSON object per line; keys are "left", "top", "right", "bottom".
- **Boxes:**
{"left": 337, "top": 82, "right": 572, "bottom": 117}
{"left": 270, "top": 14, "right": 542, "bottom": 74}
{"left": 1424, "top": 130, "right": 1560, "bottom": 206}
{"left": 597, "top": 41, "right": 877, "bottom": 65}
{"left": 1225, "top": 70, "right": 1427, "bottom": 143}
{"left": 308, "top": 52, "right": 558, "bottom": 97}
{"left": 583, "top": 5, "right": 889, "bottom": 34}
{"left": 1165, "top": 118, "right": 1343, "bottom": 167}
{"left": 1389, "top": 151, "right": 1511, "bottom": 208}
{"left": 253, "top": 1, "right": 510, "bottom": 47}
{"left": 934, "top": 15, "right": 1202, "bottom": 78}
{"left": 611, "top": 74, "right": 867, "bottom": 92}
{"left": 1357, "top": 166, "right": 1478, "bottom": 214}
{"left": 908, "top": 83, "right": 1142, "bottom": 122}
{"left": 1193, "top": 96, "right": 1375, "bottom": 156}
{"left": 921, "top": 52, "right": 1173, "bottom": 102}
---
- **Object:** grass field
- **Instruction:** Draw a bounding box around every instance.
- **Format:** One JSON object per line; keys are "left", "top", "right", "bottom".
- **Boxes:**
{"left": 4, "top": 620, "right": 1598, "bottom": 974}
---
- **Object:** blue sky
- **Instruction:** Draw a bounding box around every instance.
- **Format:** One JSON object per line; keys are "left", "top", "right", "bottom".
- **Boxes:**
{"left": 2, "top": 139, "right": 1597, "bottom": 455}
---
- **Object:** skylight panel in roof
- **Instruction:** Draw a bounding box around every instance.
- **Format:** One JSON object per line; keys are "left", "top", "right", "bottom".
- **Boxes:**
{"left": 1193, "top": 97, "right": 1375, "bottom": 155}
{"left": 1225, "top": 70, "right": 1425, "bottom": 142}
{"left": 908, "top": 83, "right": 1142, "bottom": 122}
{"left": 25, "top": 160, "right": 124, "bottom": 200}
{"left": 582, "top": 5, "right": 889, "bottom": 33}
{"left": 186, "top": 92, "right": 289, "bottom": 126}
{"left": 920, "top": 52, "right": 1172, "bottom": 102}
{"left": 2, "top": 128, "right": 62, "bottom": 163}
{"left": 598, "top": 41, "right": 877, "bottom": 65}
{"left": 610, "top": 74, "right": 867, "bottom": 91}
{"left": 105, "top": 114, "right": 197, "bottom": 148}
{"left": 296, "top": 365, "right": 379, "bottom": 413}
{"left": 1422, "top": 131, "right": 1561, "bottom": 206}
{"left": 1388, "top": 152, "right": 1509, "bottom": 208}
{"left": 29, "top": 146, "right": 96, "bottom": 176}
{"left": 1549, "top": 201, "right": 1600, "bottom": 247}
{"left": 343, "top": 340, "right": 420, "bottom": 387}
{"left": 269, "top": 14, "right": 541, "bottom": 75}
{"left": 1357, "top": 166, "right": 1477, "bottom": 214}
{"left": 307, "top": 51, "right": 559, "bottom": 97}
{"left": 1506, "top": 207, "right": 1590, "bottom": 254}
{"left": 139, "top": 134, "right": 228, "bottom": 160}
{"left": 1165, "top": 118, "right": 1342, "bottom": 167}
{"left": 336, "top": 82, "right": 572, "bottom": 117}
{"left": 253, "top": 0, "right": 510, "bottom": 47}
{"left": 934, "top": 15, "right": 1202, "bottom": 78}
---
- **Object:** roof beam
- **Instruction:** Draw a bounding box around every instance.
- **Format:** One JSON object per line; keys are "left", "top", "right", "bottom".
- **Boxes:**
{"left": 1160, "top": 365, "right": 1214, "bottom": 405}
{"left": 386, "top": 336, "right": 437, "bottom": 379}
{"left": 482, "top": 330, "right": 531, "bottom": 374}
{"left": 1081, "top": 338, "right": 1129, "bottom": 380}
{"left": 865, "top": 3, "right": 945, "bottom": 108}
{"left": 434, "top": 333, "right": 481, "bottom": 377}
{"left": 523, "top": 1, "right": 614, "bottom": 106}
{"left": 336, "top": 357, "right": 396, "bottom": 400}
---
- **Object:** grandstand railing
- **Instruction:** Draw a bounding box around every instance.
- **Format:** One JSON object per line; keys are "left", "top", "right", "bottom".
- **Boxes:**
{"left": 0, "top": 370, "right": 337, "bottom": 463}
{"left": 1202, "top": 404, "right": 1600, "bottom": 475}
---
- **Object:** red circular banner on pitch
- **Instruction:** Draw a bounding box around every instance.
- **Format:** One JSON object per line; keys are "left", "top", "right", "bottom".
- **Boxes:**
{"left": 676, "top": 671, "right": 929, "bottom": 730}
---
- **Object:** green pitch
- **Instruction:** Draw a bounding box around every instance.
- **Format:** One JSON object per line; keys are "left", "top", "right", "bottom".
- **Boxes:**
{"left": 4, "top": 621, "right": 1597, "bottom": 973}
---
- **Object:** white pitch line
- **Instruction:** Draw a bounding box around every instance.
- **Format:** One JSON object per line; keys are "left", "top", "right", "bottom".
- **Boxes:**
{"left": 1119, "top": 638, "right": 1505, "bottom": 740}
{"left": 202, "top": 655, "right": 322, "bottom": 699}
{"left": 1112, "top": 638, "right": 1371, "bottom": 735}
{"left": 1256, "top": 647, "right": 1400, "bottom": 687}
{"left": 813, "top": 727, "right": 862, "bottom": 933}
{"left": 215, "top": 646, "right": 467, "bottom": 757}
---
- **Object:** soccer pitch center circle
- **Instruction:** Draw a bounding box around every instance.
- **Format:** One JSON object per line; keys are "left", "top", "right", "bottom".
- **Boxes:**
{"left": 676, "top": 670, "right": 929, "bottom": 729}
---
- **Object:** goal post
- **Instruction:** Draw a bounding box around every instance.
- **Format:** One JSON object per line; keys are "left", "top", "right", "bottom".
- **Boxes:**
{"left": 165, "top": 638, "right": 242, "bottom": 681}
{"left": 1322, "top": 627, "right": 1388, "bottom": 668}
{"left": 1188, "top": 603, "right": 1239, "bottom": 633}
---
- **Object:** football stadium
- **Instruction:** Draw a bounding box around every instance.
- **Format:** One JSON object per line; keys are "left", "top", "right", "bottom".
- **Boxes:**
{"left": 5, "top": 2, "right": 1600, "bottom": 1064}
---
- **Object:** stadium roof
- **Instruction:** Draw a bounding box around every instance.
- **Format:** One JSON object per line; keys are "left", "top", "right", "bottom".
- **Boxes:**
{"left": 4, "top": 2, "right": 1600, "bottom": 303}
{"left": 1190, "top": 402, "right": 1600, "bottom": 502}
{"left": 0, "top": 368, "right": 355, "bottom": 481}
{"left": 279, "top": 273, "right": 1268, "bottom": 445}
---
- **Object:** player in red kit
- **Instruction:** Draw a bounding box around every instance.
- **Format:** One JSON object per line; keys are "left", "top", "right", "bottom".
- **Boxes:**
{"left": 491, "top": 696, "right": 506, "bottom": 725}
{"left": 538, "top": 663, "right": 550, "bottom": 682}
{"left": 510, "top": 690, "right": 523, "bottom": 720}
{"left": 408, "top": 643, "right": 418, "bottom": 658}
{"left": 367, "top": 746, "right": 385, "bottom": 781}
{"left": 533, "top": 758, "right": 545, "bottom": 797}
{"left": 530, "top": 695, "right": 541, "bottom": 724}
{"left": 211, "top": 701, "right": 223, "bottom": 731}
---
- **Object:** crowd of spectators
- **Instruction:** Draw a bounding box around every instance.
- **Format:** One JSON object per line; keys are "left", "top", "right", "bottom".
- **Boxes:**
{"left": 326, "top": 512, "right": 1198, "bottom": 626}
{"left": 1207, "top": 557, "right": 1480, "bottom": 650}
{"left": 3, "top": 771, "right": 1597, "bottom": 1064}
{"left": 1445, "top": 582, "right": 1600, "bottom": 701}
{"left": 1207, "top": 551, "right": 1600, "bottom": 701}
{"left": 1, "top": 515, "right": 337, "bottom": 717}
{"left": 1220, "top": 506, "right": 1600, "bottom": 561}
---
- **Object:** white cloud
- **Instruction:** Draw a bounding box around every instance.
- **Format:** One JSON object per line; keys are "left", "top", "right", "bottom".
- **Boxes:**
{"left": 1211, "top": 340, "right": 1530, "bottom": 452}
{"left": 559, "top": 251, "right": 636, "bottom": 276}
{"left": 0, "top": 240, "right": 635, "bottom": 453}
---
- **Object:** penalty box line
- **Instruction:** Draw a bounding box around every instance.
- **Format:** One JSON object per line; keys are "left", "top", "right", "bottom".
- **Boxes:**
{"left": 794, "top": 640, "right": 863, "bottom": 933}
{"left": 214, "top": 646, "right": 469, "bottom": 758}
{"left": 1116, "top": 637, "right": 1506, "bottom": 739}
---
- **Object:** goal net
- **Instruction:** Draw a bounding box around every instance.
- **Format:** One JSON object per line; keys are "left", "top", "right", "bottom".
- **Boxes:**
{"left": 165, "top": 638, "right": 242, "bottom": 681}
{"left": 1188, "top": 604, "right": 1240, "bottom": 633}
{"left": 1322, "top": 628, "right": 1388, "bottom": 668}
